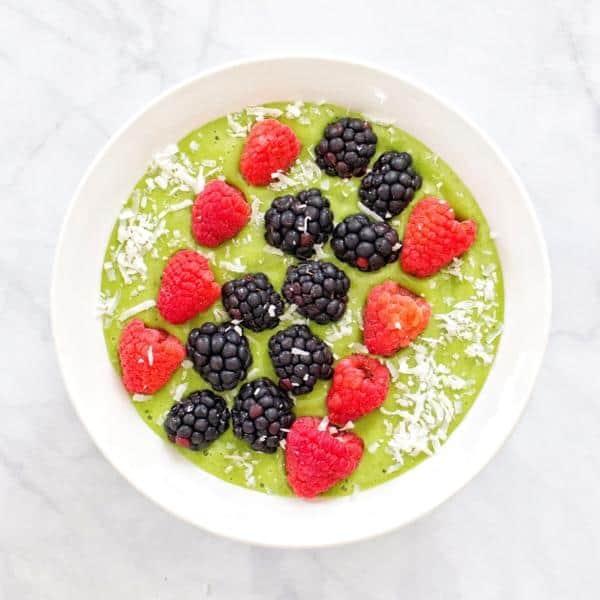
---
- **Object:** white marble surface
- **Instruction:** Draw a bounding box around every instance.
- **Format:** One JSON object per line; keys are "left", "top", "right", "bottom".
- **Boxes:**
{"left": 1, "top": 0, "right": 598, "bottom": 597}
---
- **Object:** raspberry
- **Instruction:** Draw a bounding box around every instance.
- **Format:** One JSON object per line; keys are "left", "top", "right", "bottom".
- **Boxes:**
{"left": 363, "top": 281, "right": 431, "bottom": 356}
{"left": 240, "top": 119, "right": 301, "bottom": 186}
{"left": 157, "top": 250, "right": 220, "bottom": 324}
{"left": 400, "top": 197, "right": 477, "bottom": 277}
{"left": 191, "top": 180, "right": 251, "bottom": 247}
{"left": 326, "top": 355, "right": 390, "bottom": 425}
{"left": 285, "top": 416, "right": 364, "bottom": 498}
{"left": 118, "top": 319, "right": 185, "bottom": 394}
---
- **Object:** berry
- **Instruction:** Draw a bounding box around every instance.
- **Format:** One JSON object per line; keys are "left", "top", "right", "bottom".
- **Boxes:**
{"left": 400, "top": 197, "right": 477, "bottom": 277}
{"left": 118, "top": 319, "right": 185, "bottom": 394}
{"left": 192, "top": 180, "right": 251, "bottom": 247}
{"left": 157, "top": 250, "right": 220, "bottom": 324}
{"left": 240, "top": 119, "right": 301, "bottom": 186}
{"left": 359, "top": 151, "right": 422, "bottom": 219}
{"left": 331, "top": 213, "right": 401, "bottom": 272}
{"left": 186, "top": 322, "right": 252, "bottom": 391}
{"left": 285, "top": 416, "right": 364, "bottom": 498}
{"left": 326, "top": 355, "right": 390, "bottom": 425}
{"left": 231, "top": 378, "right": 295, "bottom": 453}
{"left": 268, "top": 325, "right": 334, "bottom": 394}
{"left": 364, "top": 281, "right": 431, "bottom": 356}
{"left": 164, "top": 390, "right": 229, "bottom": 450}
{"left": 281, "top": 260, "right": 350, "bottom": 324}
{"left": 221, "top": 273, "right": 284, "bottom": 332}
{"left": 315, "top": 117, "right": 377, "bottom": 178}
{"left": 264, "top": 189, "right": 334, "bottom": 258}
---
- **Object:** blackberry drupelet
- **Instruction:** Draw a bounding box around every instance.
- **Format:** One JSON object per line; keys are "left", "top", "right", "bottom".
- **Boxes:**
{"left": 268, "top": 324, "right": 334, "bottom": 395}
{"left": 231, "top": 378, "right": 295, "bottom": 453}
{"left": 282, "top": 260, "right": 350, "bottom": 324}
{"left": 359, "top": 151, "right": 422, "bottom": 219}
{"left": 331, "top": 213, "right": 401, "bottom": 272}
{"left": 164, "top": 390, "right": 229, "bottom": 450}
{"left": 315, "top": 118, "right": 377, "bottom": 178}
{"left": 221, "top": 273, "right": 284, "bottom": 332}
{"left": 264, "top": 189, "right": 334, "bottom": 258}
{"left": 187, "top": 322, "right": 252, "bottom": 391}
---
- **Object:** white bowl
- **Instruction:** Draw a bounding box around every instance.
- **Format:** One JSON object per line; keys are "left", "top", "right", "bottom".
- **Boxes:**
{"left": 51, "top": 57, "right": 551, "bottom": 547}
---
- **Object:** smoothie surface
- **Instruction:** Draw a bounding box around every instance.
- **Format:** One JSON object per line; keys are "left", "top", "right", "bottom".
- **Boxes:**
{"left": 98, "top": 101, "right": 504, "bottom": 497}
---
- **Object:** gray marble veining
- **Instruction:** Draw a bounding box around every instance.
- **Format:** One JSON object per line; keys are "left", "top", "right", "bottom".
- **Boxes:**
{"left": 1, "top": 0, "right": 598, "bottom": 598}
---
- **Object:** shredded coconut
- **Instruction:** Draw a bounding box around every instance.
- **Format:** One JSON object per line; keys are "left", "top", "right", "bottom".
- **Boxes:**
{"left": 269, "top": 159, "right": 322, "bottom": 191}
{"left": 219, "top": 258, "right": 247, "bottom": 273}
{"left": 318, "top": 416, "right": 329, "bottom": 431}
{"left": 118, "top": 299, "right": 156, "bottom": 322}
{"left": 157, "top": 198, "right": 193, "bottom": 220}
{"left": 114, "top": 212, "right": 168, "bottom": 284}
{"left": 250, "top": 195, "right": 262, "bottom": 226}
{"left": 132, "top": 394, "right": 152, "bottom": 402}
{"left": 380, "top": 260, "right": 500, "bottom": 464}
{"left": 223, "top": 452, "right": 258, "bottom": 487}
{"left": 359, "top": 203, "right": 385, "bottom": 222}
{"left": 285, "top": 100, "right": 304, "bottom": 119}
{"left": 148, "top": 145, "right": 205, "bottom": 194}
{"left": 96, "top": 291, "right": 120, "bottom": 317}
{"left": 172, "top": 383, "right": 188, "bottom": 402}
{"left": 291, "top": 347, "right": 310, "bottom": 357}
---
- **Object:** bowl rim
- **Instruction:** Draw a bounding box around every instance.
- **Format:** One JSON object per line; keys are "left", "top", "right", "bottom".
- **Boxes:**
{"left": 50, "top": 54, "right": 551, "bottom": 547}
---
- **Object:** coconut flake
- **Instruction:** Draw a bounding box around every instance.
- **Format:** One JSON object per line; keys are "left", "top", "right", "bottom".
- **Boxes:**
{"left": 291, "top": 347, "right": 310, "bottom": 357}
{"left": 285, "top": 100, "right": 304, "bottom": 119}
{"left": 246, "top": 105, "right": 283, "bottom": 120}
{"left": 269, "top": 159, "right": 322, "bottom": 192}
{"left": 118, "top": 299, "right": 156, "bottom": 322}
{"left": 264, "top": 245, "right": 284, "bottom": 256}
{"left": 157, "top": 198, "right": 193, "bottom": 219}
{"left": 219, "top": 258, "right": 246, "bottom": 273}
{"left": 172, "top": 383, "right": 188, "bottom": 402}
{"left": 359, "top": 203, "right": 385, "bottom": 222}
{"left": 223, "top": 453, "right": 258, "bottom": 487}
{"left": 96, "top": 291, "right": 120, "bottom": 317}
{"left": 132, "top": 394, "right": 152, "bottom": 402}
{"left": 317, "top": 416, "right": 329, "bottom": 431}
{"left": 250, "top": 195, "right": 262, "bottom": 226}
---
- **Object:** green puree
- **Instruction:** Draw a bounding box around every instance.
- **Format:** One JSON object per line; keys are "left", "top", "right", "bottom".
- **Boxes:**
{"left": 99, "top": 101, "right": 504, "bottom": 497}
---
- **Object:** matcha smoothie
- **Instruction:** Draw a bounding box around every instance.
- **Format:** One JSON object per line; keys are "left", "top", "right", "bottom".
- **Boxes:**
{"left": 98, "top": 101, "right": 504, "bottom": 497}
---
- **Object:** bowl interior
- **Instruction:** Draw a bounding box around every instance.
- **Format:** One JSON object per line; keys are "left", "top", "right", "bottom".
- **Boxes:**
{"left": 51, "top": 57, "right": 550, "bottom": 547}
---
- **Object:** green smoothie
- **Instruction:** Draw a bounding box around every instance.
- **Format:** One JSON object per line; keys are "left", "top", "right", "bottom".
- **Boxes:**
{"left": 98, "top": 101, "right": 504, "bottom": 497}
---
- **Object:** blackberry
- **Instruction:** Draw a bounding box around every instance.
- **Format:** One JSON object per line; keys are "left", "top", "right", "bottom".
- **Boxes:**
{"left": 359, "top": 151, "right": 422, "bottom": 219}
{"left": 282, "top": 260, "right": 350, "bottom": 325}
{"left": 187, "top": 322, "right": 252, "bottom": 391}
{"left": 315, "top": 117, "right": 377, "bottom": 178}
{"left": 268, "top": 324, "right": 334, "bottom": 394}
{"left": 231, "top": 378, "right": 295, "bottom": 453}
{"left": 331, "top": 214, "right": 401, "bottom": 272}
{"left": 221, "top": 273, "right": 284, "bottom": 332}
{"left": 264, "top": 189, "right": 334, "bottom": 258}
{"left": 164, "top": 390, "right": 229, "bottom": 450}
